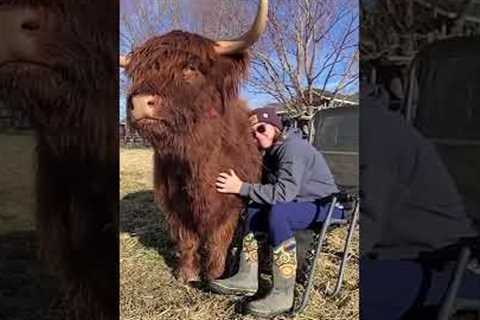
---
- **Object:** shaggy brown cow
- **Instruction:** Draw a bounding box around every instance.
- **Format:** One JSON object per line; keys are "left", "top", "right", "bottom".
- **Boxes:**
{"left": 0, "top": 2, "right": 117, "bottom": 319}
{"left": 120, "top": 1, "right": 268, "bottom": 282}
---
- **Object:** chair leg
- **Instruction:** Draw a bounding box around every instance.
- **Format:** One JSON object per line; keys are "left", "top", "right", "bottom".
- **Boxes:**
{"left": 438, "top": 246, "right": 472, "bottom": 320}
{"left": 455, "top": 298, "right": 480, "bottom": 311}
{"left": 290, "top": 196, "right": 338, "bottom": 316}
{"left": 327, "top": 200, "right": 359, "bottom": 297}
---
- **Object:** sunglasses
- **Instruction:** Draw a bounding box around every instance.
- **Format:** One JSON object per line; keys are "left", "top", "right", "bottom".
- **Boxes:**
{"left": 252, "top": 124, "right": 267, "bottom": 136}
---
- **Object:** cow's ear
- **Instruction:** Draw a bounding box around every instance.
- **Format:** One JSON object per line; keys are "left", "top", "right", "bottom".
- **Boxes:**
{"left": 182, "top": 63, "right": 205, "bottom": 84}
{"left": 214, "top": 53, "right": 250, "bottom": 104}
{"left": 120, "top": 55, "right": 130, "bottom": 68}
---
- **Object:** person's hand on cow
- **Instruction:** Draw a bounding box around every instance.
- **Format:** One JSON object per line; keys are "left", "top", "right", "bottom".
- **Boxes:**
{"left": 216, "top": 169, "right": 244, "bottom": 194}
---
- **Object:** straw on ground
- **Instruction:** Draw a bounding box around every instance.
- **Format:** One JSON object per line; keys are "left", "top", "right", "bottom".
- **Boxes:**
{"left": 120, "top": 148, "right": 359, "bottom": 320}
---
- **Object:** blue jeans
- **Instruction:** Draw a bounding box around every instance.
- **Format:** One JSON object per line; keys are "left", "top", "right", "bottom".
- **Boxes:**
{"left": 361, "top": 258, "right": 480, "bottom": 319}
{"left": 243, "top": 199, "right": 345, "bottom": 247}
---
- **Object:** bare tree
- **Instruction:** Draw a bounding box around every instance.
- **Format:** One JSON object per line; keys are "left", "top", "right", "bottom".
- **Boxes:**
{"left": 361, "top": 0, "right": 480, "bottom": 62}
{"left": 242, "top": 0, "right": 359, "bottom": 142}
{"left": 187, "top": 0, "right": 252, "bottom": 39}
{"left": 120, "top": 0, "right": 360, "bottom": 136}
{"left": 249, "top": 0, "right": 359, "bottom": 115}
{"left": 120, "top": 0, "right": 184, "bottom": 96}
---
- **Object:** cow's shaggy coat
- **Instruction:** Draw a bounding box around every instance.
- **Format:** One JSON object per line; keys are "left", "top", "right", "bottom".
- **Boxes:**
{"left": 124, "top": 31, "right": 263, "bottom": 281}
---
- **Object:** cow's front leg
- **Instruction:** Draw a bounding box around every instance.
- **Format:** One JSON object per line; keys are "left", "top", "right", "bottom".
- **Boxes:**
{"left": 204, "top": 212, "right": 239, "bottom": 280}
{"left": 164, "top": 210, "right": 200, "bottom": 283}
{"left": 172, "top": 225, "right": 201, "bottom": 283}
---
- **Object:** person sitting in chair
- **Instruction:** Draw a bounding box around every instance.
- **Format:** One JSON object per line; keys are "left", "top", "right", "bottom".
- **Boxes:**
{"left": 210, "top": 106, "right": 344, "bottom": 317}
{"left": 361, "top": 81, "right": 480, "bottom": 319}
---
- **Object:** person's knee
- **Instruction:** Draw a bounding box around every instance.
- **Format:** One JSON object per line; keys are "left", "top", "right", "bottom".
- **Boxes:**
{"left": 246, "top": 205, "right": 268, "bottom": 233}
{"left": 246, "top": 205, "right": 261, "bottom": 217}
{"left": 269, "top": 203, "right": 289, "bottom": 226}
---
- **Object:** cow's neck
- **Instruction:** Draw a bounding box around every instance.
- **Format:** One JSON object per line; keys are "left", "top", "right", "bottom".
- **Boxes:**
{"left": 155, "top": 122, "right": 222, "bottom": 164}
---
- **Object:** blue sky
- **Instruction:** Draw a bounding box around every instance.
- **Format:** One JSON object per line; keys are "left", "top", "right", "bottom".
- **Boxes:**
{"left": 119, "top": 0, "right": 279, "bottom": 120}
{"left": 119, "top": 0, "right": 358, "bottom": 120}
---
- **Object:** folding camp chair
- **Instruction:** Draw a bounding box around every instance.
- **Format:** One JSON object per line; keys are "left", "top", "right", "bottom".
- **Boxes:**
{"left": 289, "top": 191, "right": 359, "bottom": 316}
{"left": 437, "top": 238, "right": 480, "bottom": 320}
{"left": 225, "top": 192, "right": 359, "bottom": 316}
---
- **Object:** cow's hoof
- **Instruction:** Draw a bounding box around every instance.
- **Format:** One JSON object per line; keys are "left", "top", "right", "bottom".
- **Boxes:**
{"left": 175, "top": 268, "right": 200, "bottom": 284}
{"left": 204, "top": 270, "right": 222, "bottom": 282}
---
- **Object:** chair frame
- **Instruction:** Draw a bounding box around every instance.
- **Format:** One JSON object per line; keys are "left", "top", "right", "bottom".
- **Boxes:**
{"left": 290, "top": 192, "right": 360, "bottom": 316}
{"left": 438, "top": 243, "right": 480, "bottom": 320}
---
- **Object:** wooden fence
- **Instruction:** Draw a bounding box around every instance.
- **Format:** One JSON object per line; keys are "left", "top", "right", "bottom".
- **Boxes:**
{"left": 119, "top": 123, "right": 150, "bottom": 148}
{"left": 0, "top": 103, "right": 31, "bottom": 131}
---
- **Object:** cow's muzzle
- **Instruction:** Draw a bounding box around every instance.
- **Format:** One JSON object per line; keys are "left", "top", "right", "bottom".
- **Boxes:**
{"left": 0, "top": 6, "right": 55, "bottom": 66}
{"left": 130, "top": 94, "right": 161, "bottom": 121}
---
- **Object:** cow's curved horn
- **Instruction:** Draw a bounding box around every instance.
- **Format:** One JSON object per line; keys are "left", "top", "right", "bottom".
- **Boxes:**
{"left": 214, "top": 0, "right": 268, "bottom": 55}
{"left": 120, "top": 55, "right": 130, "bottom": 67}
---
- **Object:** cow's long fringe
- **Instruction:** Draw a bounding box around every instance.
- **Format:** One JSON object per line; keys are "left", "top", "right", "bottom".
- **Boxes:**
{"left": 0, "top": 2, "right": 118, "bottom": 319}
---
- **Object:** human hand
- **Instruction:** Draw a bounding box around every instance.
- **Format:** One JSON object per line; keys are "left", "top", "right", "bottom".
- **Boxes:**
{"left": 216, "top": 169, "right": 244, "bottom": 194}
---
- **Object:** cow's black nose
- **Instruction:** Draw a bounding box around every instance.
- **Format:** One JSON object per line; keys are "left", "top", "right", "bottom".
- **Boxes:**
{"left": 21, "top": 18, "right": 42, "bottom": 32}
{"left": 146, "top": 97, "right": 156, "bottom": 107}
{"left": 0, "top": 7, "right": 56, "bottom": 63}
{"left": 5, "top": 7, "right": 47, "bottom": 33}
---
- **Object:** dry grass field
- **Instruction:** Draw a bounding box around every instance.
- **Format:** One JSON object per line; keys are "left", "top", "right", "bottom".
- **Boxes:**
{"left": 120, "top": 147, "right": 359, "bottom": 320}
{"left": 0, "top": 132, "right": 59, "bottom": 320}
{"left": 0, "top": 132, "right": 36, "bottom": 235}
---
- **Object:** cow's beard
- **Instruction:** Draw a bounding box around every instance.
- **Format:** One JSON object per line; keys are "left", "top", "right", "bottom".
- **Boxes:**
{"left": 133, "top": 118, "right": 186, "bottom": 152}
{"left": 130, "top": 103, "right": 198, "bottom": 150}
{"left": 128, "top": 85, "right": 223, "bottom": 153}
{"left": 0, "top": 62, "right": 75, "bottom": 131}
{"left": 132, "top": 111, "right": 214, "bottom": 155}
{"left": 0, "top": 62, "right": 110, "bottom": 159}
{"left": 133, "top": 118, "right": 171, "bottom": 136}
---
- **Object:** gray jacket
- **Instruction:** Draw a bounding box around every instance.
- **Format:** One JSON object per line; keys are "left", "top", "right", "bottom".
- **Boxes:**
{"left": 239, "top": 128, "right": 339, "bottom": 205}
{"left": 361, "top": 94, "right": 479, "bottom": 259}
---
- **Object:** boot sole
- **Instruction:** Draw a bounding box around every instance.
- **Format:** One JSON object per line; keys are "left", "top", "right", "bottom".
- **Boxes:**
{"left": 245, "top": 307, "right": 291, "bottom": 318}
{"left": 209, "top": 281, "right": 257, "bottom": 296}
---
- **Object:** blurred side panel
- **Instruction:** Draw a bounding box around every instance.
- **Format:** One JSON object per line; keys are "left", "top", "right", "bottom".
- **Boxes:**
{"left": 0, "top": 1, "right": 119, "bottom": 319}
{"left": 360, "top": 0, "right": 480, "bottom": 319}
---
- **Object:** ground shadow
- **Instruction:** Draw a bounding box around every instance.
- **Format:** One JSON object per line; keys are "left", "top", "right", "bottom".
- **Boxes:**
{"left": 120, "top": 190, "right": 256, "bottom": 290}
{"left": 0, "top": 231, "right": 61, "bottom": 320}
{"left": 120, "top": 190, "right": 178, "bottom": 272}
{"left": 120, "top": 190, "right": 319, "bottom": 295}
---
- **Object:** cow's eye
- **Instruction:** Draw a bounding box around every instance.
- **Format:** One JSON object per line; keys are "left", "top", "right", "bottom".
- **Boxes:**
{"left": 184, "top": 64, "right": 197, "bottom": 72}
{"left": 182, "top": 63, "right": 203, "bottom": 83}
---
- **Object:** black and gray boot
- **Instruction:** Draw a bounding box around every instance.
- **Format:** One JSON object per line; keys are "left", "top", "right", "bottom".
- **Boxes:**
{"left": 244, "top": 237, "right": 297, "bottom": 317}
{"left": 209, "top": 232, "right": 259, "bottom": 296}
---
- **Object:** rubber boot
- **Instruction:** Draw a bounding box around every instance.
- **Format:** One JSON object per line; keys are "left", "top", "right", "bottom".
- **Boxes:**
{"left": 245, "top": 237, "right": 297, "bottom": 317}
{"left": 209, "top": 232, "right": 259, "bottom": 296}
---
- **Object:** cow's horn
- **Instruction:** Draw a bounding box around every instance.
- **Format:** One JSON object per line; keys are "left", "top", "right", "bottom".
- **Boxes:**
{"left": 120, "top": 55, "right": 130, "bottom": 67}
{"left": 214, "top": 0, "right": 268, "bottom": 55}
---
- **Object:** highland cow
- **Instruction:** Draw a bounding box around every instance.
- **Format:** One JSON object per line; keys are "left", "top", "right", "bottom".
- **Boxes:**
{"left": 0, "top": 2, "right": 117, "bottom": 319}
{"left": 120, "top": 1, "right": 268, "bottom": 282}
